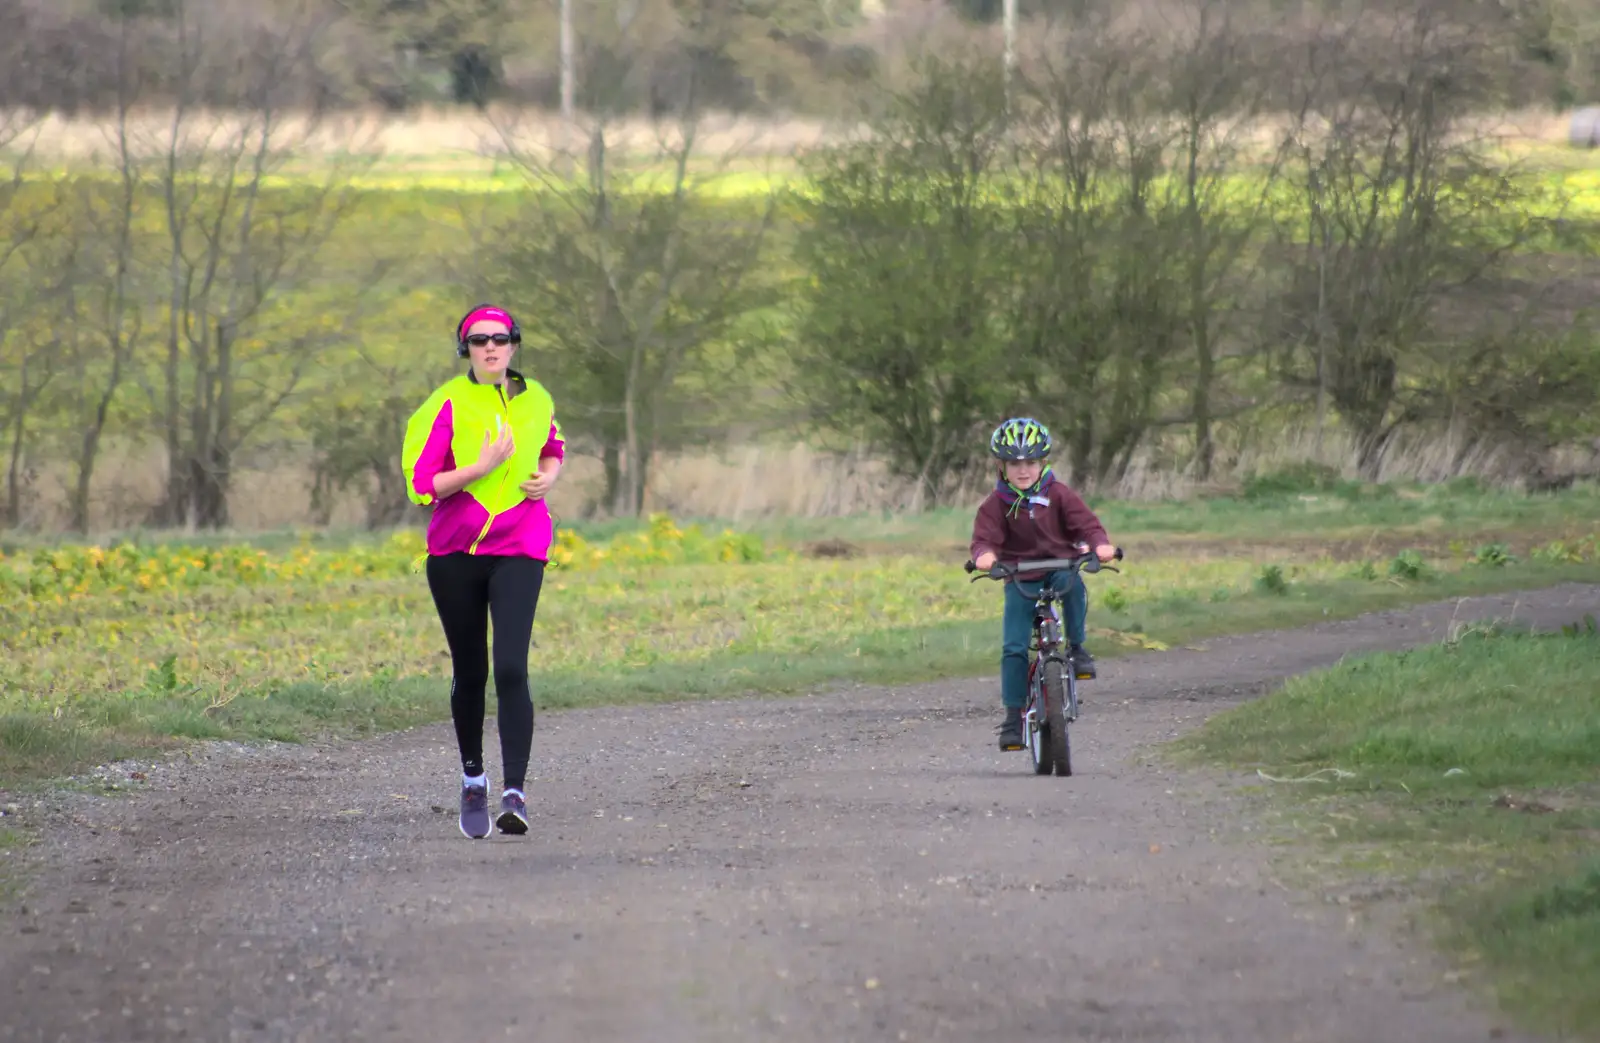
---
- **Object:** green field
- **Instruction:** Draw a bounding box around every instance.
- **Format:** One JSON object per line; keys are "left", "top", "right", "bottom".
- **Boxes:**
{"left": 23, "top": 147, "right": 1600, "bottom": 199}
{"left": 3, "top": 481, "right": 1597, "bottom": 787}
{"left": 1174, "top": 623, "right": 1600, "bottom": 1038}
{"left": 734, "top": 476, "right": 1600, "bottom": 555}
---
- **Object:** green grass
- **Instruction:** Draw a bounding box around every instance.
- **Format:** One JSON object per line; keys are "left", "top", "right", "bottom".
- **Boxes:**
{"left": 3, "top": 511, "right": 1597, "bottom": 789}
{"left": 7, "top": 477, "right": 1596, "bottom": 562}
{"left": 732, "top": 479, "right": 1600, "bottom": 555}
{"left": 1, "top": 486, "right": 1595, "bottom": 795}
{"left": 1456, "top": 865, "right": 1600, "bottom": 1034}
{"left": 0, "top": 823, "right": 25, "bottom": 901}
{"left": 1174, "top": 623, "right": 1600, "bottom": 1038}
{"left": 0, "top": 513, "right": 685, "bottom": 557}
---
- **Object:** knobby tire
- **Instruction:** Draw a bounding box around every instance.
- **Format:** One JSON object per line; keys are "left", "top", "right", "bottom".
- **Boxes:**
{"left": 1042, "top": 658, "right": 1072, "bottom": 777}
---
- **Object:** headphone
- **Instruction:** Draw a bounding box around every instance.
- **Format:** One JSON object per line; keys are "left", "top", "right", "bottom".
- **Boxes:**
{"left": 455, "top": 303, "right": 523, "bottom": 359}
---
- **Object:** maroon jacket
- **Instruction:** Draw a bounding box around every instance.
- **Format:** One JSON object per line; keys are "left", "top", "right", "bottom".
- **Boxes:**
{"left": 970, "top": 473, "right": 1109, "bottom": 580}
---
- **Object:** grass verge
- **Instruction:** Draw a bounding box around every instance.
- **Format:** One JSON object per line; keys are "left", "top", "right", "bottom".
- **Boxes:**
{"left": 1172, "top": 619, "right": 1600, "bottom": 1039}
{"left": 10, "top": 479, "right": 1597, "bottom": 560}
{"left": 736, "top": 479, "right": 1600, "bottom": 558}
{"left": 4, "top": 544, "right": 1596, "bottom": 789}
{"left": 0, "top": 820, "right": 27, "bottom": 903}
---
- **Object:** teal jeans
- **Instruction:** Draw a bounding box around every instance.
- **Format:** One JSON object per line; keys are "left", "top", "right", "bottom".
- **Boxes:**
{"left": 1001, "top": 570, "right": 1087, "bottom": 709}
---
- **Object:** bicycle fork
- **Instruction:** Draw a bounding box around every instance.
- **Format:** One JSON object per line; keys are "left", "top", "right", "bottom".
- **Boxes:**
{"left": 1026, "top": 599, "right": 1080, "bottom": 736}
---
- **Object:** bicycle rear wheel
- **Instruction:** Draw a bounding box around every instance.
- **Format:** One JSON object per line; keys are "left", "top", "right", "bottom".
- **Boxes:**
{"left": 1041, "top": 659, "right": 1072, "bottom": 777}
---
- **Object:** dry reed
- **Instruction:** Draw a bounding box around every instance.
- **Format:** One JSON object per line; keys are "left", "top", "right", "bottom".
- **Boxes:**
{"left": 7, "top": 426, "right": 1589, "bottom": 538}
{"left": 1, "top": 100, "right": 1570, "bottom": 171}
{"left": 3, "top": 107, "right": 841, "bottom": 167}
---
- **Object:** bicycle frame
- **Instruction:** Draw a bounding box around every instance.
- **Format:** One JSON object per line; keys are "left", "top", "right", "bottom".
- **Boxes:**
{"left": 1015, "top": 573, "right": 1080, "bottom": 724}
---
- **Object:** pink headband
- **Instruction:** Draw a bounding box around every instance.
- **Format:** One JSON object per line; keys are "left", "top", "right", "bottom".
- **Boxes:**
{"left": 459, "top": 306, "right": 516, "bottom": 340}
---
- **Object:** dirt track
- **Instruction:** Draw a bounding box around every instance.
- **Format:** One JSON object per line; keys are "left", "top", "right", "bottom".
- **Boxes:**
{"left": 4, "top": 584, "right": 1598, "bottom": 1043}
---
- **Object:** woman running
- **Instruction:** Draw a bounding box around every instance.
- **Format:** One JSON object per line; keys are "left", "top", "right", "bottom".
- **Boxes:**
{"left": 401, "top": 303, "right": 564, "bottom": 838}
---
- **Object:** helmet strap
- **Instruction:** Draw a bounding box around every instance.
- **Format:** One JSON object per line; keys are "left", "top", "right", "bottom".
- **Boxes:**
{"left": 1000, "top": 462, "right": 1052, "bottom": 498}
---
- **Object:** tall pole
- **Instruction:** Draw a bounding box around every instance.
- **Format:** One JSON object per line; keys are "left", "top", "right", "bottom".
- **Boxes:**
{"left": 1002, "top": 0, "right": 1016, "bottom": 104}
{"left": 560, "top": 0, "right": 575, "bottom": 120}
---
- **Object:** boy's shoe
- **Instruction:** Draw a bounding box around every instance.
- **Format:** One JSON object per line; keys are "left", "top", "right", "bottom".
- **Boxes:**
{"left": 459, "top": 781, "right": 492, "bottom": 839}
{"left": 1070, "top": 644, "right": 1097, "bottom": 680}
{"left": 997, "top": 706, "right": 1024, "bottom": 751}
{"left": 496, "top": 791, "right": 529, "bottom": 836}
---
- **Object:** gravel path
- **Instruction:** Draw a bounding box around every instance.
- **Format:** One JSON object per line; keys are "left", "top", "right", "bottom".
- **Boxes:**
{"left": 4, "top": 584, "right": 1597, "bottom": 1043}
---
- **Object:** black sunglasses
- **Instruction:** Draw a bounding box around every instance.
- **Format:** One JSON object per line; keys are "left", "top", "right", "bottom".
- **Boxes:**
{"left": 465, "top": 332, "right": 519, "bottom": 347}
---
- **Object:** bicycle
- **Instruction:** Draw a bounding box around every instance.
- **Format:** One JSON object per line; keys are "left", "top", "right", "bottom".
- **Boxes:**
{"left": 964, "top": 548, "right": 1124, "bottom": 777}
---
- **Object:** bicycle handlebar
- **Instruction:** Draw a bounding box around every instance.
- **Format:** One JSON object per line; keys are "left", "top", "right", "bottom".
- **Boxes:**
{"left": 963, "top": 547, "right": 1124, "bottom": 582}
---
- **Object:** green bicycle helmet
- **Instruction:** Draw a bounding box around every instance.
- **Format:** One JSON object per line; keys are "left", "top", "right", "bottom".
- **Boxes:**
{"left": 990, "top": 417, "right": 1052, "bottom": 461}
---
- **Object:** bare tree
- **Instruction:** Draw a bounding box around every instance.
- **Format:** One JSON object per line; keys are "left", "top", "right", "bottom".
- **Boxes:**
{"left": 0, "top": 113, "right": 66, "bottom": 529}
{"left": 307, "top": 336, "right": 455, "bottom": 528}
{"left": 140, "top": 0, "right": 370, "bottom": 529}
{"left": 58, "top": 17, "right": 151, "bottom": 533}
{"left": 485, "top": 97, "right": 782, "bottom": 516}
{"left": 1008, "top": 23, "right": 1187, "bottom": 488}
{"left": 0, "top": 294, "right": 60, "bottom": 530}
{"left": 333, "top": 0, "right": 517, "bottom": 107}
{"left": 1155, "top": 0, "right": 1280, "bottom": 481}
{"left": 1399, "top": 320, "right": 1600, "bottom": 488}
{"left": 1270, "top": 3, "right": 1529, "bottom": 479}
{"left": 793, "top": 52, "right": 1017, "bottom": 504}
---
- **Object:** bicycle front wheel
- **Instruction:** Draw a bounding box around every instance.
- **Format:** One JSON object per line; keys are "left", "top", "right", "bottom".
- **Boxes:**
{"left": 1041, "top": 659, "right": 1072, "bottom": 777}
{"left": 1027, "top": 700, "right": 1052, "bottom": 775}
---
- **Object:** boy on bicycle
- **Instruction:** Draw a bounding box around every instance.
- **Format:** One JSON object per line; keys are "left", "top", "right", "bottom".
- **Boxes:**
{"left": 970, "top": 417, "right": 1118, "bottom": 751}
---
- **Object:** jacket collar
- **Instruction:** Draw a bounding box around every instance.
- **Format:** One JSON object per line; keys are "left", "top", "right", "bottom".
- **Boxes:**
{"left": 996, "top": 467, "right": 1056, "bottom": 517}
{"left": 996, "top": 466, "right": 1055, "bottom": 504}
{"left": 466, "top": 367, "right": 526, "bottom": 399}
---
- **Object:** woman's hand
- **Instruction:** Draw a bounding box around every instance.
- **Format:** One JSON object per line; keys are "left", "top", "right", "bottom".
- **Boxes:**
{"left": 519, "top": 457, "right": 561, "bottom": 501}
{"left": 1094, "top": 543, "right": 1117, "bottom": 562}
{"left": 519, "top": 472, "right": 555, "bottom": 501}
{"left": 473, "top": 426, "right": 515, "bottom": 479}
{"left": 974, "top": 551, "right": 997, "bottom": 571}
{"left": 429, "top": 426, "right": 516, "bottom": 501}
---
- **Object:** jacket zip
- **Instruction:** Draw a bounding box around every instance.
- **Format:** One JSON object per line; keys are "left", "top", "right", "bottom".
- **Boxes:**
{"left": 468, "top": 383, "right": 514, "bottom": 555}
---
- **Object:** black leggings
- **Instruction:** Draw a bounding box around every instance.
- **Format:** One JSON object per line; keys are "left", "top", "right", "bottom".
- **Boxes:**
{"left": 425, "top": 553, "right": 545, "bottom": 791}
